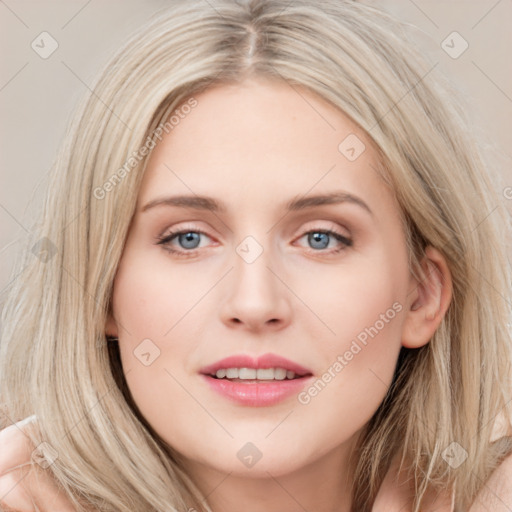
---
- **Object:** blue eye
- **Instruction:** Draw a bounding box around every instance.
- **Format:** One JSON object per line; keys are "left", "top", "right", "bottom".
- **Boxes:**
{"left": 156, "top": 227, "right": 352, "bottom": 258}
{"left": 309, "top": 231, "right": 332, "bottom": 249}
{"left": 174, "top": 232, "right": 201, "bottom": 249}
{"left": 300, "top": 230, "right": 353, "bottom": 253}
{"left": 156, "top": 229, "right": 211, "bottom": 257}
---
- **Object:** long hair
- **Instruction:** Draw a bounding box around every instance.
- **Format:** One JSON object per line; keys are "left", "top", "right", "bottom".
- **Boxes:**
{"left": 1, "top": 1, "right": 511, "bottom": 511}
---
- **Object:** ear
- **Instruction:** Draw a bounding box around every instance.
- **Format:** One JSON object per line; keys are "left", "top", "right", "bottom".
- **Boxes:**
{"left": 402, "top": 246, "right": 453, "bottom": 349}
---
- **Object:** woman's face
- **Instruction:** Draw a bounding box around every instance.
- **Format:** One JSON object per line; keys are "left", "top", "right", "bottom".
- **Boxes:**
{"left": 108, "top": 77, "right": 415, "bottom": 479}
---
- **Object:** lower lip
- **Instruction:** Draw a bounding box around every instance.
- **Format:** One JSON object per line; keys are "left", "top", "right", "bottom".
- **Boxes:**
{"left": 201, "top": 374, "right": 313, "bottom": 406}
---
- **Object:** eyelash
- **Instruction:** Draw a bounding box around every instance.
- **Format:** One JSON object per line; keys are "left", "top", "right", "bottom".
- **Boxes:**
{"left": 155, "top": 226, "right": 353, "bottom": 259}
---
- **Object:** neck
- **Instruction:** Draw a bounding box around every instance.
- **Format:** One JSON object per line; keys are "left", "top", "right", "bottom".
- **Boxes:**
{"left": 181, "top": 439, "right": 359, "bottom": 512}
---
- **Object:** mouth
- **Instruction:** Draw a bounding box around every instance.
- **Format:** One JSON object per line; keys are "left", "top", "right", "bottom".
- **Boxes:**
{"left": 199, "top": 352, "right": 313, "bottom": 381}
{"left": 199, "top": 353, "right": 314, "bottom": 406}
{"left": 207, "top": 367, "right": 310, "bottom": 382}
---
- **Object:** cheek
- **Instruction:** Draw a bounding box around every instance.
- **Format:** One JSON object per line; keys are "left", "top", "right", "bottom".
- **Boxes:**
{"left": 296, "top": 242, "right": 407, "bottom": 409}
{"left": 308, "top": 244, "right": 406, "bottom": 354}
{"left": 110, "top": 250, "right": 201, "bottom": 433}
{"left": 288, "top": 280, "right": 404, "bottom": 464}
{"left": 111, "top": 247, "right": 208, "bottom": 340}
{"left": 107, "top": 222, "right": 410, "bottom": 475}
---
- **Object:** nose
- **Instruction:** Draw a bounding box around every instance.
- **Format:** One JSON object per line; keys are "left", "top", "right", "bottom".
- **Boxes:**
{"left": 218, "top": 243, "right": 293, "bottom": 332}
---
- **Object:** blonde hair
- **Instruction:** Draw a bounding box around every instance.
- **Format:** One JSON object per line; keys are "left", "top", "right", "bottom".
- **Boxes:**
{"left": 1, "top": 1, "right": 511, "bottom": 510}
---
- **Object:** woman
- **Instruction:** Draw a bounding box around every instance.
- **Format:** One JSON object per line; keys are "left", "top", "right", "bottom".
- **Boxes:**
{"left": 1, "top": 1, "right": 511, "bottom": 511}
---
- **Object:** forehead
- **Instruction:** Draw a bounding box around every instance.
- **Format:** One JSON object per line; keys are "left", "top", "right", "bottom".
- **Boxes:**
{"left": 137, "top": 77, "right": 396, "bottom": 219}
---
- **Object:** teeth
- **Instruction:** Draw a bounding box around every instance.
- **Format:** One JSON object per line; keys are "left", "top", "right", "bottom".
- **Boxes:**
{"left": 226, "top": 368, "right": 238, "bottom": 379}
{"left": 274, "top": 368, "right": 287, "bottom": 380}
{"left": 214, "top": 367, "right": 297, "bottom": 380}
{"left": 239, "top": 368, "right": 257, "bottom": 379}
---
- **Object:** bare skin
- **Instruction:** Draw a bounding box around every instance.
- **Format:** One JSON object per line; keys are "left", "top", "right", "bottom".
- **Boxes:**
{"left": 0, "top": 418, "right": 76, "bottom": 512}
{"left": 104, "top": 77, "right": 452, "bottom": 511}
{"left": 2, "top": 418, "right": 511, "bottom": 511}
{"left": 2, "top": 77, "right": 509, "bottom": 511}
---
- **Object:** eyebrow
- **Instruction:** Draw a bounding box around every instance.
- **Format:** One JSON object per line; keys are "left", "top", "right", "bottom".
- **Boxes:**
{"left": 141, "top": 191, "right": 373, "bottom": 216}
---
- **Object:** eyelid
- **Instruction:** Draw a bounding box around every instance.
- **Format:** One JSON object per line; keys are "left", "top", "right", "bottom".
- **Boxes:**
{"left": 292, "top": 223, "right": 353, "bottom": 254}
{"left": 292, "top": 220, "right": 350, "bottom": 238}
{"left": 156, "top": 224, "right": 216, "bottom": 246}
{"left": 157, "top": 220, "right": 214, "bottom": 238}
{"left": 156, "top": 220, "right": 353, "bottom": 257}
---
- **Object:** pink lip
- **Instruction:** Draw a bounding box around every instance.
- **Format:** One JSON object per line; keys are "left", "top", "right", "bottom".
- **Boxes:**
{"left": 199, "top": 353, "right": 312, "bottom": 376}
{"left": 199, "top": 353, "right": 314, "bottom": 407}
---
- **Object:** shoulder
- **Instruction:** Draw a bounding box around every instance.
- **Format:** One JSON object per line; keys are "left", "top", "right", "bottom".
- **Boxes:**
{"left": 469, "top": 409, "right": 512, "bottom": 510}
{"left": 375, "top": 413, "right": 512, "bottom": 511}
{"left": 374, "top": 453, "right": 454, "bottom": 511}
{"left": 376, "top": 450, "right": 512, "bottom": 512}
{"left": 469, "top": 448, "right": 512, "bottom": 511}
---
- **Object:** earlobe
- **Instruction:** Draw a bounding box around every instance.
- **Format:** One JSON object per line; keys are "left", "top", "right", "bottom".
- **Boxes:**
{"left": 402, "top": 246, "right": 453, "bottom": 349}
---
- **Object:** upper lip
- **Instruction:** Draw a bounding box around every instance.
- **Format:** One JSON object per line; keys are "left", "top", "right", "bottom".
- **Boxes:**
{"left": 200, "top": 353, "right": 313, "bottom": 377}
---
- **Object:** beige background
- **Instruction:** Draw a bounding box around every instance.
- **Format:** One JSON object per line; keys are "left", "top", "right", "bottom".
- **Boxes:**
{"left": 1, "top": 0, "right": 511, "bottom": 304}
